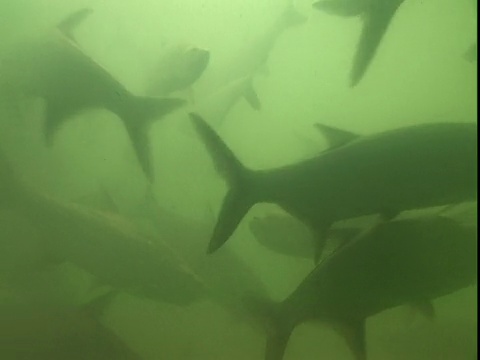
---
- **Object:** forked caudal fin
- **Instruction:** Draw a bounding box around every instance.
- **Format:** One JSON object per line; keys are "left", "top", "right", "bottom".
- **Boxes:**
{"left": 121, "top": 96, "right": 186, "bottom": 182}
{"left": 350, "top": 0, "right": 405, "bottom": 87}
{"left": 189, "top": 112, "right": 261, "bottom": 254}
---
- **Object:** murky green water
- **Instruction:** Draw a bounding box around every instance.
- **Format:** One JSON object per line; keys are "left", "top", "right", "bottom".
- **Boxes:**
{"left": 0, "top": 0, "right": 477, "bottom": 359}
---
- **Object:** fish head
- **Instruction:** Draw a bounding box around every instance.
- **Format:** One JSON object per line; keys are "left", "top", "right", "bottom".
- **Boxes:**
{"left": 178, "top": 46, "right": 210, "bottom": 80}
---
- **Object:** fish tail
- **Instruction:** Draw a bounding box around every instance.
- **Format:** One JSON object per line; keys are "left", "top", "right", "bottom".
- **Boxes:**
{"left": 350, "top": 0, "right": 405, "bottom": 87}
{"left": 189, "top": 112, "right": 261, "bottom": 254}
{"left": 120, "top": 96, "right": 186, "bottom": 181}
{"left": 243, "top": 295, "right": 293, "bottom": 360}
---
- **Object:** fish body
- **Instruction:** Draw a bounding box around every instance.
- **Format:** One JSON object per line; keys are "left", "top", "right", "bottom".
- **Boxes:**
{"left": 204, "top": 2, "right": 305, "bottom": 125}
{"left": 1, "top": 9, "right": 185, "bottom": 180}
{"left": 146, "top": 45, "right": 210, "bottom": 97}
{"left": 96, "top": 186, "right": 270, "bottom": 319}
{"left": 190, "top": 114, "right": 477, "bottom": 260}
{"left": 0, "top": 151, "right": 205, "bottom": 306}
{"left": 0, "top": 294, "right": 143, "bottom": 360}
{"left": 228, "top": 2, "right": 306, "bottom": 82}
{"left": 255, "top": 216, "right": 478, "bottom": 360}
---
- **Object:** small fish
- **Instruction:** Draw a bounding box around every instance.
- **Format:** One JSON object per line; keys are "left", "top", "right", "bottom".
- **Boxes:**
{"left": 314, "top": 0, "right": 406, "bottom": 86}
{"left": 145, "top": 44, "right": 210, "bottom": 98}
{"left": 1, "top": 8, "right": 186, "bottom": 181}
{"left": 246, "top": 216, "right": 477, "bottom": 360}
{"left": 189, "top": 113, "right": 477, "bottom": 262}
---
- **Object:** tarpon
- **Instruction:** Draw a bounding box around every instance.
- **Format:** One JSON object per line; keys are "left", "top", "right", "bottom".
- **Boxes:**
{"left": 225, "top": 2, "right": 306, "bottom": 83}
{"left": 314, "top": 0, "right": 406, "bottom": 86}
{"left": 205, "top": 1, "right": 306, "bottom": 124}
{"left": 250, "top": 202, "right": 477, "bottom": 259}
{"left": 77, "top": 185, "right": 270, "bottom": 320}
{"left": 250, "top": 213, "right": 359, "bottom": 259}
{"left": 0, "top": 148, "right": 206, "bottom": 306}
{"left": 145, "top": 44, "right": 210, "bottom": 99}
{"left": 0, "top": 8, "right": 186, "bottom": 181}
{"left": 189, "top": 113, "right": 477, "bottom": 261}
{"left": 247, "top": 216, "right": 477, "bottom": 360}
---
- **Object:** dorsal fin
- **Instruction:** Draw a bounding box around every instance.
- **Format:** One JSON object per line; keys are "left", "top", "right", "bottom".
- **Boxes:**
{"left": 313, "top": 123, "right": 360, "bottom": 149}
{"left": 57, "top": 8, "right": 94, "bottom": 42}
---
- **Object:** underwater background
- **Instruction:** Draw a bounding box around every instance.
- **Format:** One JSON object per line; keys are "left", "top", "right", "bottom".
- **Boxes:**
{"left": 0, "top": 0, "right": 477, "bottom": 359}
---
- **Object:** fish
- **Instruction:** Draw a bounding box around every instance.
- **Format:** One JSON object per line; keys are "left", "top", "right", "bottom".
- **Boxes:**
{"left": 145, "top": 44, "right": 210, "bottom": 100}
{"left": 250, "top": 202, "right": 478, "bottom": 259}
{"left": 246, "top": 215, "right": 477, "bottom": 360}
{"left": 225, "top": 2, "right": 306, "bottom": 82}
{"left": 0, "top": 147, "right": 206, "bottom": 307}
{"left": 78, "top": 185, "right": 270, "bottom": 320}
{"left": 0, "top": 292, "right": 143, "bottom": 360}
{"left": 189, "top": 113, "right": 477, "bottom": 262}
{"left": 250, "top": 213, "right": 359, "bottom": 259}
{"left": 205, "top": 2, "right": 306, "bottom": 124}
{"left": 313, "top": 0, "right": 406, "bottom": 86}
{"left": 0, "top": 8, "right": 186, "bottom": 181}
{"left": 194, "top": 75, "right": 260, "bottom": 128}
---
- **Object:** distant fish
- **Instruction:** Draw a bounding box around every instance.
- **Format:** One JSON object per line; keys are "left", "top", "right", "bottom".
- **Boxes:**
{"left": 246, "top": 216, "right": 477, "bottom": 360}
{"left": 0, "top": 8, "right": 186, "bottom": 181}
{"left": 250, "top": 203, "right": 478, "bottom": 259}
{"left": 314, "top": 0, "right": 406, "bottom": 86}
{"left": 145, "top": 44, "right": 210, "bottom": 99}
{"left": 0, "top": 148, "right": 206, "bottom": 307}
{"left": 250, "top": 213, "right": 359, "bottom": 259}
{"left": 78, "top": 185, "right": 270, "bottom": 320}
{"left": 194, "top": 75, "right": 260, "bottom": 128}
{"left": 207, "top": 2, "right": 306, "bottom": 124}
{"left": 228, "top": 2, "right": 306, "bottom": 80}
{"left": 189, "top": 113, "right": 477, "bottom": 262}
{"left": 0, "top": 292, "right": 143, "bottom": 360}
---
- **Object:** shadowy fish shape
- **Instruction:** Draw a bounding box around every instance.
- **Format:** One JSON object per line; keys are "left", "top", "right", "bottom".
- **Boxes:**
{"left": 0, "top": 148, "right": 206, "bottom": 307}
{"left": 0, "top": 293, "right": 143, "bottom": 360}
{"left": 145, "top": 44, "right": 210, "bottom": 99}
{"left": 246, "top": 216, "right": 477, "bottom": 360}
{"left": 189, "top": 113, "right": 477, "bottom": 262}
{"left": 0, "top": 8, "right": 186, "bottom": 181}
